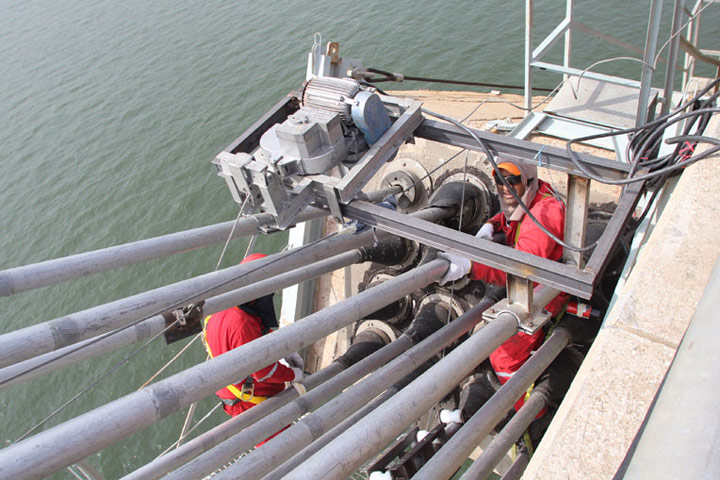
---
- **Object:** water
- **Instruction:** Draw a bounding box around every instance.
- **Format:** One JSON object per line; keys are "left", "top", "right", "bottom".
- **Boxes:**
{"left": 1, "top": 0, "right": 717, "bottom": 477}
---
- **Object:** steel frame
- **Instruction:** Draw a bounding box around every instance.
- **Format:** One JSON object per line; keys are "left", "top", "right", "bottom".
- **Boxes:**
{"left": 218, "top": 91, "right": 641, "bottom": 300}
{"left": 411, "top": 120, "right": 641, "bottom": 299}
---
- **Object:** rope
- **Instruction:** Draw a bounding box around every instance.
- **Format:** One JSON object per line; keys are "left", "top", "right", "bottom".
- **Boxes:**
{"left": 137, "top": 334, "right": 203, "bottom": 390}
{"left": 155, "top": 401, "right": 224, "bottom": 458}
{"left": 176, "top": 198, "right": 249, "bottom": 447}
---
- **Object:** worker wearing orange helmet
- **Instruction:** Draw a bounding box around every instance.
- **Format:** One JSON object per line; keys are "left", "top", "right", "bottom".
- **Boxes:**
{"left": 440, "top": 158, "right": 567, "bottom": 411}
{"left": 203, "top": 253, "right": 304, "bottom": 418}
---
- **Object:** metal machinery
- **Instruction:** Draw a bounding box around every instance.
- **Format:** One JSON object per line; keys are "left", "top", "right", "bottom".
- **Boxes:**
{"left": 215, "top": 39, "right": 639, "bottom": 323}
{"left": 0, "top": 37, "right": 668, "bottom": 480}
{"left": 189, "top": 40, "right": 641, "bottom": 478}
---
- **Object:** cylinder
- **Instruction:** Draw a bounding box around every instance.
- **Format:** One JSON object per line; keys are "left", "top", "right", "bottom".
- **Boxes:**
{"left": 461, "top": 391, "right": 546, "bottom": 480}
{"left": 164, "top": 335, "right": 411, "bottom": 480}
{"left": 0, "top": 249, "right": 364, "bottom": 392}
{"left": 413, "top": 328, "right": 571, "bottom": 480}
{"left": 210, "top": 297, "right": 498, "bottom": 480}
{"left": 122, "top": 359, "right": 347, "bottom": 480}
{"left": 0, "top": 259, "right": 447, "bottom": 480}
{"left": 0, "top": 206, "right": 450, "bottom": 369}
{"left": 278, "top": 306, "right": 515, "bottom": 480}
{"left": 499, "top": 452, "right": 530, "bottom": 480}
{"left": 264, "top": 387, "right": 399, "bottom": 480}
{"left": 0, "top": 208, "right": 326, "bottom": 297}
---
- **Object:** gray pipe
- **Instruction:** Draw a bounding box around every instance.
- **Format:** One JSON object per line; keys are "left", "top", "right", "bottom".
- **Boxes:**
{"left": 165, "top": 335, "right": 414, "bottom": 480}
{"left": 0, "top": 230, "right": 361, "bottom": 369}
{"left": 120, "top": 360, "right": 346, "bottom": 480}
{"left": 264, "top": 387, "right": 399, "bottom": 480}
{"left": 499, "top": 452, "right": 529, "bottom": 480}
{"left": 210, "top": 298, "right": 499, "bottom": 480}
{"left": 413, "top": 327, "right": 571, "bottom": 480}
{"left": 0, "top": 208, "right": 327, "bottom": 297}
{"left": 278, "top": 313, "right": 515, "bottom": 480}
{"left": 284, "top": 287, "right": 560, "bottom": 480}
{"left": 660, "top": 0, "right": 685, "bottom": 117}
{"left": 0, "top": 206, "right": 449, "bottom": 369}
{"left": 461, "top": 391, "right": 546, "bottom": 480}
{"left": 0, "top": 250, "right": 364, "bottom": 392}
{"left": 0, "top": 259, "right": 447, "bottom": 480}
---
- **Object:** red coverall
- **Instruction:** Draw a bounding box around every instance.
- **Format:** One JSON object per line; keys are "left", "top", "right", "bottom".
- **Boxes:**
{"left": 204, "top": 306, "right": 295, "bottom": 417}
{"left": 470, "top": 180, "right": 566, "bottom": 411}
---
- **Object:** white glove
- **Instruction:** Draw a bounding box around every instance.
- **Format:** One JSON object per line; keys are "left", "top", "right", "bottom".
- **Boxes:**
{"left": 475, "top": 223, "right": 494, "bottom": 240}
{"left": 291, "top": 367, "right": 304, "bottom": 382}
{"left": 437, "top": 252, "right": 471, "bottom": 285}
{"left": 439, "top": 408, "right": 464, "bottom": 425}
{"left": 285, "top": 352, "right": 305, "bottom": 370}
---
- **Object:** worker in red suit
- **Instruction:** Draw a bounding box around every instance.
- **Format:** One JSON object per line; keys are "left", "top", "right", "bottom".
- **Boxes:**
{"left": 439, "top": 158, "right": 567, "bottom": 414}
{"left": 203, "top": 253, "right": 304, "bottom": 419}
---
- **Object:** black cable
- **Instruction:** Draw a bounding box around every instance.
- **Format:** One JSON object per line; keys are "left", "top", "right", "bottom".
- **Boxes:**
{"left": 567, "top": 76, "right": 720, "bottom": 185}
{"left": 569, "top": 108, "right": 720, "bottom": 185}
{"left": 363, "top": 67, "right": 555, "bottom": 92}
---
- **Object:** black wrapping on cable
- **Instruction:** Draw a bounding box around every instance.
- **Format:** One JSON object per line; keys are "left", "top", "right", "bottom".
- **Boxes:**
{"left": 336, "top": 329, "right": 389, "bottom": 368}
{"left": 405, "top": 302, "right": 452, "bottom": 344}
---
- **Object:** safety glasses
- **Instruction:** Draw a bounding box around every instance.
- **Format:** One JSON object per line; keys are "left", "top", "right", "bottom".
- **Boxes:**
{"left": 493, "top": 172, "right": 523, "bottom": 187}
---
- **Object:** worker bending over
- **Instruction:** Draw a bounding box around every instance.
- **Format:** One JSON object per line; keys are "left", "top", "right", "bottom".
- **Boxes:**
{"left": 203, "top": 253, "right": 304, "bottom": 418}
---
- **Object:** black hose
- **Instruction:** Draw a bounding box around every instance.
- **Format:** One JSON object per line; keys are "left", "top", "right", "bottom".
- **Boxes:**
{"left": 364, "top": 67, "right": 554, "bottom": 93}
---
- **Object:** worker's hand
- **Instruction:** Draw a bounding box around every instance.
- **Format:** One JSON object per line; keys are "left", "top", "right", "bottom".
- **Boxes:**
{"left": 291, "top": 367, "right": 304, "bottom": 382}
{"left": 437, "top": 252, "right": 471, "bottom": 285}
{"left": 285, "top": 352, "right": 305, "bottom": 370}
{"left": 475, "top": 223, "right": 494, "bottom": 240}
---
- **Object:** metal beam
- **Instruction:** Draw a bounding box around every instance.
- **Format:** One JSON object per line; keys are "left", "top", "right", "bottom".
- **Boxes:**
{"left": 343, "top": 201, "right": 596, "bottom": 298}
{"left": 414, "top": 118, "right": 631, "bottom": 180}
{"left": 585, "top": 180, "right": 644, "bottom": 276}
{"left": 530, "top": 61, "right": 643, "bottom": 88}
{"left": 532, "top": 16, "right": 572, "bottom": 63}
{"left": 563, "top": 175, "right": 591, "bottom": 268}
{"left": 636, "top": 0, "right": 663, "bottom": 126}
{"left": 661, "top": 0, "right": 686, "bottom": 117}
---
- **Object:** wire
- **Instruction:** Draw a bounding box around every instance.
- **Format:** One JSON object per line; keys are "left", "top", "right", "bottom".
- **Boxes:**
{"left": 137, "top": 334, "right": 203, "bottom": 390}
{"left": 652, "top": 0, "right": 714, "bottom": 71}
{"left": 8, "top": 230, "right": 342, "bottom": 440}
{"left": 421, "top": 107, "right": 598, "bottom": 253}
{"left": 155, "top": 401, "right": 224, "bottom": 458}
{"left": 565, "top": 78, "right": 720, "bottom": 185}
{"left": 363, "top": 67, "right": 554, "bottom": 93}
{"left": 399, "top": 148, "right": 467, "bottom": 197}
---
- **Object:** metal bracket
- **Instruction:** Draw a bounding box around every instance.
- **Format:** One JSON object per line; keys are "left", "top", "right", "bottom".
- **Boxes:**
{"left": 482, "top": 274, "right": 551, "bottom": 334}
{"left": 273, "top": 180, "right": 318, "bottom": 230}
{"left": 563, "top": 174, "right": 591, "bottom": 268}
